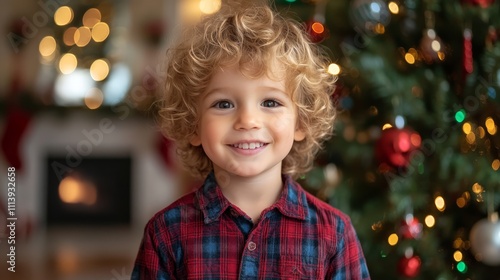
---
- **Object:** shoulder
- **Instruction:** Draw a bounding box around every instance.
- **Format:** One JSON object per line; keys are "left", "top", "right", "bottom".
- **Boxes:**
{"left": 300, "top": 185, "right": 353, "bottom": 229}
{"left": 298, "top": 185, "right": 363, "bottom": 252}
{"left": 144, "top": 190, "right": 201, "bottom": 232}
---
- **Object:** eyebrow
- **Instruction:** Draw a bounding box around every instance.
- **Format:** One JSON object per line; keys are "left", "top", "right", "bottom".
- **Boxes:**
{"left": 203, "top": 85, "right": 287, "bottom": 98}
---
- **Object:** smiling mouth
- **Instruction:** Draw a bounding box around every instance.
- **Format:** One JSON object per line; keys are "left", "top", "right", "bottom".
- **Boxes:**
{"left": 230, "top": 142, "right": 268, "bottom": 150}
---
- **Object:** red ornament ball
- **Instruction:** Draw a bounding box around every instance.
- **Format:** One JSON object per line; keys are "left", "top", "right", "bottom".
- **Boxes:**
{"left": 375, "top": 127, "right": 422, "bottom": 168}
{"left": 398, "top": 255, "right": 421, "bottom": 278}
{"left": 462, "top": 0, "right": 494, "bottom": 8}
{"left": 305, "top": 20, "right": 329, "bottom": 43}
{"left": 400, "top": 217, "right": 423, "bottom": 239}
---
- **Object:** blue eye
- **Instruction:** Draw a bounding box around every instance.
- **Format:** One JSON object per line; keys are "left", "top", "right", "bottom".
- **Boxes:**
{"left": 262, "top": 99, "right": 281, "bottom": 107}
{"left": 214, "top": 101, "right": 233, "bottom": 109}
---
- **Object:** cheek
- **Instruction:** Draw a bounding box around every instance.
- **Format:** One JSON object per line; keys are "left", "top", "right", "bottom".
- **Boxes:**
{"left": 200, "top": 120, "right": 215, "bottom": 139}
{"left": 270, "top": 112, "right": 297, "bottom": 135}
{"left": 200, "top": 117, "right": 226, "bottom": 143}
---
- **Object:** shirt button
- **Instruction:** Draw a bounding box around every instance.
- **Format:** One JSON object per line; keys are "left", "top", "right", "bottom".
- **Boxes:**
{"left": 247, "top": 241, "right": 257, "bottom": 251}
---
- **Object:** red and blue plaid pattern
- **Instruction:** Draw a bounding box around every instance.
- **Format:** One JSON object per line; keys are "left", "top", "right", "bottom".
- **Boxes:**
{"left": 131, "top": 172, "right": 370, "bottom": 279}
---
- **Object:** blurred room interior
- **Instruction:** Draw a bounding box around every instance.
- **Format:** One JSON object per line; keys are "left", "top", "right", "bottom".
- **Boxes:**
{"left": 0, "top": 0, "right": 214, "bottom": 279}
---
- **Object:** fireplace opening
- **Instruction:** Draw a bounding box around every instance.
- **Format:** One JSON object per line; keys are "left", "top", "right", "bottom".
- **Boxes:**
{"left": 46, "top": 156, "right": 132, "bottom": 226}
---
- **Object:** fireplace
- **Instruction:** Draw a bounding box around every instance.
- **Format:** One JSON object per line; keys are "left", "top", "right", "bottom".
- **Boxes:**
{"left": 46, "top": 156, "right": 132, "bottom": 226}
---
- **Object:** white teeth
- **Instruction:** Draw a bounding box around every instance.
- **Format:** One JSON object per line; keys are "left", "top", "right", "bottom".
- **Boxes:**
{"left": 232, "top": 142, "right": 265, "bottom": 150}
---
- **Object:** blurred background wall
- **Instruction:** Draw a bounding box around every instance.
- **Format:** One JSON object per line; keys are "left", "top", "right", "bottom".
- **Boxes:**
{"left": 0, "top": 0, "right": 207, "bottom": 279}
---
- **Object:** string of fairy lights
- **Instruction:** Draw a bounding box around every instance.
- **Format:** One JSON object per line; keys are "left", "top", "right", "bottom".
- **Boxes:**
{"left": 292, "top": 0, "right": 499, "bottom": 277}
{"left": 38, "top": 1, "right": 131, "bottom": 110}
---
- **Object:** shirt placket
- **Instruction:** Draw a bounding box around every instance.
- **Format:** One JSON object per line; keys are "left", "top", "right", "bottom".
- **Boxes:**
{"left": 238, "top": 222, "right": 263, "bottom": 280}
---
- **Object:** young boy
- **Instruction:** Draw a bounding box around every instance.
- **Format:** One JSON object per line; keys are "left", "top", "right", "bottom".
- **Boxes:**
{"left": 132, "top": 2, "right": 370, "bottom": 279}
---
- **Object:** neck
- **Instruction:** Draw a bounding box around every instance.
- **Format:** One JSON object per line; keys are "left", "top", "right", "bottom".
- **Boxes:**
{"left": 213, "top": 167, "right": 283, "bottom": 222}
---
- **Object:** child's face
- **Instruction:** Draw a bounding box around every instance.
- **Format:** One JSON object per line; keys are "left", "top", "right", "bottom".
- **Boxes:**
{"left": 190, "top": 64, "right": 305, "bottom": 179}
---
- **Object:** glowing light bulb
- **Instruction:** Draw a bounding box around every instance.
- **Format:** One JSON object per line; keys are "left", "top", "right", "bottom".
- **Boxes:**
{"left": 54, "top": 6, "right": 73, "bottom": 26}
{"left": 59, "top": 53, "right": 77, "bottom": 75}
{"left": 90, "top": 59, "right": 110, "bottom": 81}
{"left": 327, "top": 63, "right": 341, "bottom": 75}
{"left": 39, "top": 36, "right": 57, "bottom": 57}
{"left": 424, "top": 215, "right": 435, "bottom": 228}
{"left": 388, "top": 233, "right": 399, "bottom": 246}
{"left": 311, "top": 22, "right": 325, "bottom": 34}
{"left": 199, "top": 0, "right": 221, "bottom": 15}
{"left": 435, "top": 196, "right": 445, "bottom": 211}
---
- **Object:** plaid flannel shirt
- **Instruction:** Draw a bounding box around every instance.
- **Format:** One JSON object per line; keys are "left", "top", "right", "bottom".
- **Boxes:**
{"left": 132, "top": 172, "right": 370, "bottom": 279}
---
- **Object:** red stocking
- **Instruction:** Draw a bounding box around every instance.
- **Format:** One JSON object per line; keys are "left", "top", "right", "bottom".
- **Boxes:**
{"left": 1, "top": 105, "right": 32, "bottom": 171}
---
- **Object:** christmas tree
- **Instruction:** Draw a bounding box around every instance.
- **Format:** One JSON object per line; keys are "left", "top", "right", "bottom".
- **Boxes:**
{"left": 275, "top": 0, "right": 500, "bottom": 279}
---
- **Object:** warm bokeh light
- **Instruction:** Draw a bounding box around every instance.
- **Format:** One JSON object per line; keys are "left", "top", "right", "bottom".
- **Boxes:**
{"left": 462, "top": 122, "right": 472, "bottom": 134}
{"left": 485, "top": 117, "right": 497, "bottom": 135}
{"left": 437, "top": 51, "right": 445, "bottom": 61}
{"left": 58, "top": 175, "right": 98, "bottom": 205}
{"left": 454, "top": 251, "right": 463, "bottom": 262}
{"left": 83, "top": 8, "right": 101, "bottom": 28}
{"left": 311, "top": 22, "right": 325, "bottom": 34}
{"left": 371, "top": 221, "right": 382, "bottom": 231}
{"left": 424, "top": 215, "right": 435, "bottom": 228}
{"left": 454, "top": 238, "right": 463, "bottom": 249}
{"left": 54, "top": 6, "right": 74, "bottom": 26}
{"left": 411, "top": 133, "right": 421, "bottom": 147}
{"left": 91, "top": 22, "right": 110, "bottom": 42}
{"left": 493, "top": 159, "right": 500, "bottom": 171}
{"left": 39, "top": 36, "right": 57, "bottom": 57}
{"left": 85, "top": 88, "right": 104, "bottom": 110}
{"left": 388, "top": 2, "right": 399, "bottom": 14}
{"left": 485, "top": 117, "right": 495, "bottom": 129}
{"left": 408, "top": 48, "right": 418, "bottom": 57}
{"left": 431, "top": 39, "right": 441, "bottom": 52}
{"left": 405, "top": 53, "right": 416, "bottom": 64}
{"left": 63, "top": 27, "right": 77, "bottom": 46}
{"left": 58, "top": 176, "right": 83, "bottom": 203}
{"left": 90, "top": 59, "right": 110, "bottom": 81}
{"left": 456, "top": 197, "right": 466, "bottom": 208}
{"left": 465, "top": 132, "right": 476, "bottom": 144}
{"left": 463, "top": 191, "right": 471, "bottom": 200}
{"left": 327, "top": 63, "right": 341, "bottom": 75}
{"left": 435, "top": 196, "right": 446, "bottom": 211}
{"left": 199, "top": 0, "right": 222, "bottom": 14}
{"left": 472, "top": 183, "right": 483, "bottom": 194}
{"left": 382, "top": 123, "right": 393, "bottom": 130}
{"left": 374, "top": 23, "right": 385, "bottom": 34}
{"left": 74, "top": 26, "right": 92, "bottom": 47}
{"left": 59, "top": 53, "right": 78, "bottom": 74}
{"left": 388, "top": 233, "right": 399, "bottom": 246}
{"left": 477, "top": 126, "right": 486, "bottom": 138}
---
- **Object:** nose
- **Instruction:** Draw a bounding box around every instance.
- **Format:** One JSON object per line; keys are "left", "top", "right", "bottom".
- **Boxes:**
{"left": 234, "top": 106, "right": 261, "bottom": 130}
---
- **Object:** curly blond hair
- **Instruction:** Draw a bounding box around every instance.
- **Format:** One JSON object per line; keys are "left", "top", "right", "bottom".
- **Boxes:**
{"left": 157, "top": 2, "right": 336, "bottom": 179}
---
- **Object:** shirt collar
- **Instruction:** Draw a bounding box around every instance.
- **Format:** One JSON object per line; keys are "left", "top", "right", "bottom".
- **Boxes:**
{"left": 195, "top": 172, "right": 308, "bottom": 224}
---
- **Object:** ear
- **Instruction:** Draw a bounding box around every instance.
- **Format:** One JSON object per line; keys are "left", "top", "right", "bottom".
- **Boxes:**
{"left": 294, "top": 128, "right": 306, "bottom": 142}
{"left": 190, "top": 133, "right": 202, "bottom": 146}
